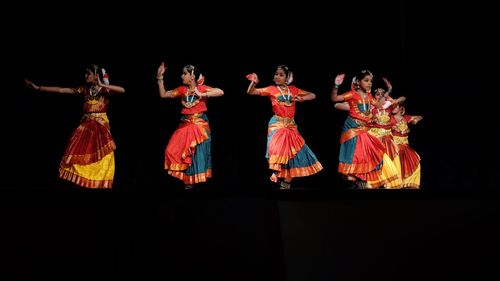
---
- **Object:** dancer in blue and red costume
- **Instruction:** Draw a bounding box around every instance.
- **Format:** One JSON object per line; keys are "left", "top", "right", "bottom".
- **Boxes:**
{"left": 157, "top": 62, "right": 224, "bottom": 190}
{"left": 331, "top": 70, "right": 399, "bottom": 188}
{"left": 246, "top": 65, "right": 323, "bottom": 189}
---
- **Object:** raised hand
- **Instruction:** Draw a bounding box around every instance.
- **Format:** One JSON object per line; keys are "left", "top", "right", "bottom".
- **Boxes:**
{"left": 334, "top": 74, "right": 345, "bottom": 86}
{"left": 245, "top": 73, "right": 259, "bottom": 84}
{"left": 382, "top": 77, "right": 392, "bottom": 90}
{"left": 157, "top": 62, "right": 166, "bottom": 79}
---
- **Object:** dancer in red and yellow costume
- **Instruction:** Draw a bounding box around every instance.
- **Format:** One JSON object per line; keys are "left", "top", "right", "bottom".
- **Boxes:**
{"left": 368, "top": 83, "right": 406, "bottom": 188}
{"left": 391, "top": 104, "right": 423, "bottom": 188}
{"left": 246, "top": 65, "right": 322, "bottom": 189}
{"left": 157, "top": 63, "right": 224, "bottom": 190}
{"left": 25, "top": 64, "right": 125, "bottom": 188}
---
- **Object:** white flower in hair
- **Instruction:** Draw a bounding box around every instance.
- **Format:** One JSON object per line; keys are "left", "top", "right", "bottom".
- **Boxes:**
{"left": 286, "top": 72, "right": 294, "bottom": 85}
{"left": 351, "top": 77, "right": 357, "bottom": 91}
{"left": 102, "top": 68, "right": 110, "bottom": 85}
{"left": 197, "top": 73, "right": 205, "bottom": 85}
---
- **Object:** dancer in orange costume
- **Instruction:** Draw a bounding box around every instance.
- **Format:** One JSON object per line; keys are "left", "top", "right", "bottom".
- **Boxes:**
{"left": 246, "top": 65, "right": 322, "bottom": 189}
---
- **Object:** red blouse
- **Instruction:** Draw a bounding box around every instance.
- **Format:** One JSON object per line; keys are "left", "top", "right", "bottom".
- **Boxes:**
{"left": 256, "top": 85, "right": 307, "bottom": 118}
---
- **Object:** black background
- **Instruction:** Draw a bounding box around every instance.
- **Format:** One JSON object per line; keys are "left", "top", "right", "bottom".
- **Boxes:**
{"left": 1, "top": 1, "right": 499, "bottom": 280}
{"left": 3, "top": 1, "right": 497, "bottom": 192}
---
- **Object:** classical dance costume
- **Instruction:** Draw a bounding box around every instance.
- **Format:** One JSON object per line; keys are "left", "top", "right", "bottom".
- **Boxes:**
{"left": 164, "top": 85, "right": 213, "bottom": 184}
{"left": 59, "top": 86, "right": 116, "bottom": 188}
{"left": 255, "top": 85, "right": 323, "bottom": 182}
{"left": 337, "top": 90, "right": 399, "bottom": 188}
{"left": 368, "top": 106, "right": 403, "bottom": 188}
{"left": 391, "top": 114, "right": 421, "bottom": 188}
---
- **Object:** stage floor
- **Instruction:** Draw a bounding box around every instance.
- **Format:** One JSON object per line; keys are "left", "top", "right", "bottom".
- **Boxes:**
{"left": 1, "top": 188, "right": 499, "bottom": 281}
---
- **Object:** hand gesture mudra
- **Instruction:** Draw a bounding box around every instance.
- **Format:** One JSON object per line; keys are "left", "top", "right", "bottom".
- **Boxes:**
{"left": 24, "top": 79, "right": 39, "bottom": 90}
{"left": 382, "top": 77, "right": 392, "bottom": 90}
{"left": 334, "top": 74, "right": 345, "bottom": 86}
{"left": 246, "top": 73, "right": 259, "bottom": 84}
{"left": 157, "top": 62, "right": 166, "bottom": 79}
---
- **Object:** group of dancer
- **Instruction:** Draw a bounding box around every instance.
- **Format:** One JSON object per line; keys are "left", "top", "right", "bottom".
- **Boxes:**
{"left": 24, "top": 64, "right": 422, "bottom": 190}
{"left": 331, "top": 70, "right": 423, "bottom": 189}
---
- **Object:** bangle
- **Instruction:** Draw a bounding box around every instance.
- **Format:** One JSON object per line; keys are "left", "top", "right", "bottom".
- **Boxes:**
{"left": 38, "top": 86, "right": 42, "bottom": 91}
{"left": 156, "top": 75, "right": 163, "bottom": 80}
{"left": 157, "top": 79, "right": 163, "bottom": 83}
{"left": 334, "top": 84, "right": 339, "bottom": 89}
{"left": 204, "top": 92, "right": 209, "bottom": 98}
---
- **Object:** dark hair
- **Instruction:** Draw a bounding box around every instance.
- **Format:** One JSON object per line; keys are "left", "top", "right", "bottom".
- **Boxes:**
{"left": 355, "top": 69, "right": 373, "bottom": 81}
{"left": 184, "top": 65, "right": 201, "bottom": 79}
{"left": 277, "top": 65, "right": 290, "bottom": 78}
{"left": 85, "top": 64, "right": 104, "bottom": 76}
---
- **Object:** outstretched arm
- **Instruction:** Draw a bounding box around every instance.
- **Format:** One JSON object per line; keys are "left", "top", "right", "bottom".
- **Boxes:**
{"left": 295, "top": 90, "right": 315, "bottom": 102}
{"left": 331, "top": 74, "right": 345, "bottom": 102}
{"left": 382, "top": 96, "right": 405, "bottom": 109}
{"left": 25, "top": 79, "right": 76, "bottom": 94}
{"left": 203, "top": 87, "right": 224, "bottom": 98}
{"left": 101, "top": 83, "right": 125, "bottom": 94}
{"left": 334, "top": 102, "right": 350, "bottom": 111}
{"left": 97, "top": 75, "right": 125, "bottom": 94}
{"left": 392, "top": 96, "right": 406, "bottom": 104}
{"left": 411, "top": 115, "right": 423, "bottom": 124}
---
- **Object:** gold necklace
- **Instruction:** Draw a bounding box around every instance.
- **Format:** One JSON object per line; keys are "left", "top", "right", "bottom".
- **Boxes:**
{"left": 89, "top": 85, "right": 101, "bottom": 98}
{"left": 358, "top": 91, "right": 368, "bottom": 113}
{"left": 184, "top": 86, "right": 199, "bottom": 107}
{"left": 277, "top": 85, "right": 292, "bottom": 103}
